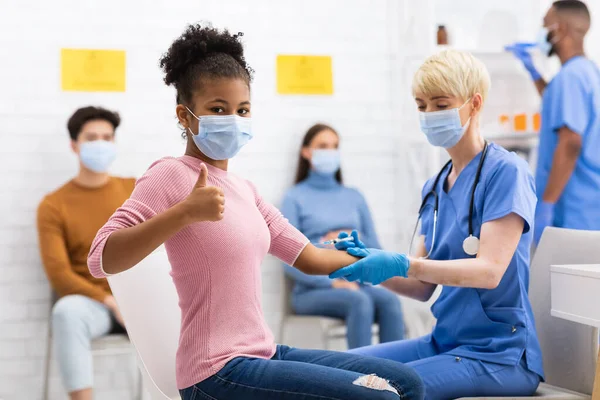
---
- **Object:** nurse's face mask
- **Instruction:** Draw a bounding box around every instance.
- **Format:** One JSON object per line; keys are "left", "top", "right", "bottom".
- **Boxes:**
{"left": 418, "top": 98, "right": 472, "bottom": 149}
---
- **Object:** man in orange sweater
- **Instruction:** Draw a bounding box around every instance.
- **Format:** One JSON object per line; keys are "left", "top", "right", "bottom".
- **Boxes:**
{"left": 37, "top": 106, "right": 135, "bottom": 400}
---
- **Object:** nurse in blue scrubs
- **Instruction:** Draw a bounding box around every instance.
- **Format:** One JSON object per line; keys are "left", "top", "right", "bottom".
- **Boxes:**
{"left": 507, "top": 0, "right": 600, "bottom": 244}
{"left": 330, "top": 50, "right": 544, "bottom": 399}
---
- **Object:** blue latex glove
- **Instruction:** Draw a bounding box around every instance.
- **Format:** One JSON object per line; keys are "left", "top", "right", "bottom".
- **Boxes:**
{"left": 505, "top": 43, "right": 542, "bottom": 81}
{"left": 329, "top": 248, "right": 410, "bottom": 285}
{"left": 334, "top": 230, "right": 366, "bottom": 250}
{"left": 534, "top": 201, "right": 555, "bottom": 246}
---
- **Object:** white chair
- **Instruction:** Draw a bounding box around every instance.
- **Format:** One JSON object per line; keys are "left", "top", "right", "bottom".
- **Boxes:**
{"left": 528, "top": 228, "right": 599, "bottom": 396}
{"left": 107, "top": 248, "right": 181, "bottom": 400}
{"left": 42, "top": 293, "right": 142, "bottom": 400}
{"left": 278, "top": 274, "right": 378, "bottom": 350}
{"left": 459, "top": 227, "right": 599, "bottom": 399}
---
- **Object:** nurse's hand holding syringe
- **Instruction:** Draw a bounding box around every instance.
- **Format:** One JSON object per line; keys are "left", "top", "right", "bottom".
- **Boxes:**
{"left": 331, "top": 215, "right": 524, "bottom": 289}
{"left": 319, "top": 236, "right": 355, "bottom": 246}
{"left": 329, "top": 230, "right": 410, "bottom": 285}
{"left": 327, "top": 231, "right": 377, "bottom": 286}
{"left": 332, "top": 230, "right": 436, "bottom": 299}
{"left": 330, "top": 230, "right": 366, "bottom": 250}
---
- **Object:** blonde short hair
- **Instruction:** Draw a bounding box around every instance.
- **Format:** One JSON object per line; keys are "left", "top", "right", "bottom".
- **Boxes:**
{"left": 412, "top": 50, "right": 491, "bottom": 102}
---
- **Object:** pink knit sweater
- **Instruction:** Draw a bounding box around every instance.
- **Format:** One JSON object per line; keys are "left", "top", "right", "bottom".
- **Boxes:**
{"left": 88, "top": 156, "right": 309, "bottom": 389}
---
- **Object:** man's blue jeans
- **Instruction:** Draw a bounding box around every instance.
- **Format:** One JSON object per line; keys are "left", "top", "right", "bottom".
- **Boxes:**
{"left": 180, "top": 345, "right": 424, "bottom": 400}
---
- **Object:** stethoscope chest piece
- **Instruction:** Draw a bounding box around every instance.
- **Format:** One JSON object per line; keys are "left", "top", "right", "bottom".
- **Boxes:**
{"left": 462, "top": 235, "right": 480, "bottom": 256}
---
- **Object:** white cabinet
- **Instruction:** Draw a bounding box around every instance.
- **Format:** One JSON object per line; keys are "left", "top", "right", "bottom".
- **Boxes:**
{"left": 551, "top": 264, "right": 600, "bottom": 328}
{"left": 550, "top": 264, "right": 600, "bottom": 400}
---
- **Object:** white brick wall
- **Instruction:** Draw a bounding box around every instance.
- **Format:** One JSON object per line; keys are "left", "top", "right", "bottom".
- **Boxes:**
{"left": 6, "top": 1, "right": 595, "bottom": 399}
{"left": 0, "top": 1, "right": 436, "bottom": 399}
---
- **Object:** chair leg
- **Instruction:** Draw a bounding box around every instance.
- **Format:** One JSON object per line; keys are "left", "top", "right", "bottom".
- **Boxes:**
{"left": 42, "top": 322, "right": 52, "bottom": 400}
{"left": 323, "top": 330, "right": 330, "bottom": 351}
{"left": 135, "top": 367, "right": 143, "bottom": 400}
{"left": 592, "top": 348, "right": 600, "bottom": 400}
{"left": 278, "top": 317, "right": 286, "bottom": 344}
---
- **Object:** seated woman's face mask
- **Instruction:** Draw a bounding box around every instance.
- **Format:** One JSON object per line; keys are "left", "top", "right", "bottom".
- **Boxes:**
{"left": 419, "top": 98, "right": 472, "bottom": 149}
{"left": 311, "top": 149, "right": 340, "bottom": 174}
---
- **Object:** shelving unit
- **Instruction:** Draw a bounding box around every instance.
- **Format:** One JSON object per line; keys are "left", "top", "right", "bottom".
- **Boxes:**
{"left": 485, "top": 132, "right": 539, "bottom": 141}
{"left": 485, "top": 132, "right": 539, "bottom": 169}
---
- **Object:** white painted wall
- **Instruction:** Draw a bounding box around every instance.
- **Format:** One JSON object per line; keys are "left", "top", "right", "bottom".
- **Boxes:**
{"left": 0, "top": 1, "right": 434, "bottom": 399}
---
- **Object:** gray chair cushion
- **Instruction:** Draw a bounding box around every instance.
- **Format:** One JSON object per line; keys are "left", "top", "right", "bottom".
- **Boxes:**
{"left": 456, "top": 383, "right": 590, "bottom": 399}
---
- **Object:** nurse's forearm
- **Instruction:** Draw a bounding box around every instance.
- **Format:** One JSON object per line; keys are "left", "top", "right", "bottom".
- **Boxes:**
{"left": 382, "top": 278, "right": 437, "bottom": 302}
{"left": 294, "top": 244, "right": 359, "bottom": 275}
{"left": 542, "top": 128, "right": 582, "bottom": 203}
{"left": 383, "top": 237, "right": 437, "bottom": 301}
{"left": 534, "top": 78, "right": 547, "bottom": 96}
{"left": 408, "top": 257, "right": 501, "bottom": 290}
{"left": 408, "top": 214, "right": 522, "bottom": 289}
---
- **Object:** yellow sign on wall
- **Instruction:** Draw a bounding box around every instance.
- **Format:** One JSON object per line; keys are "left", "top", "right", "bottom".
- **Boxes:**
{"left": 276, "top": 55, "right": 333, "bottom": 95}
{"left": 61, "top": 49, "right": 126, "bottom": 92}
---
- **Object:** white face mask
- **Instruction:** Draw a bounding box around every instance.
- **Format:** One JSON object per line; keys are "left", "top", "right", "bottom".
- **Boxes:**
{"left": 537, "top": 24, "right": 559, "bottom": 56}
{"left": 418, "top": 98, "right": 472, "bottom": 148}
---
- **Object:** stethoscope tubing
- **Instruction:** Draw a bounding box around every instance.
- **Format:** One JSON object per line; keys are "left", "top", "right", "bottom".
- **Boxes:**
{"left": 409, "top": 141, "right": 489, "bottom": 258}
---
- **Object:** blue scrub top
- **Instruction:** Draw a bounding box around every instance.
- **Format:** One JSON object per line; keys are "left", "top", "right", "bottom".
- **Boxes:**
{"left": 418, "top": 143, "right": 544, "bottom": 379}
{"left": 537, "top": 56, "right": 600, "bottom": 230}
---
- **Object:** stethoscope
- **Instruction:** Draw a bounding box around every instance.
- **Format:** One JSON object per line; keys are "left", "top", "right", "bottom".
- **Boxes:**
{"left": 409, "top": 141, "right": 489, "bottom": 258}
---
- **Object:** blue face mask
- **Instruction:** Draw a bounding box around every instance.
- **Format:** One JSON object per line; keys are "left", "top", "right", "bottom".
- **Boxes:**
{"left": 79, "top": 140, "right": 117, "bottom": 173}
{"left": 419, "top": 99, "right": 471, "bottom": 149}
{"left": 187, "top": 108, "right": 253, "bottom": 161}
{"left": 536, "top": 27, "right": 552, "bottom": 56}
{"left": 536, "top": 25, "right": 559, "bottom": 56}
{"left": 311, "top": 149, "right": 341, "bottom": 175}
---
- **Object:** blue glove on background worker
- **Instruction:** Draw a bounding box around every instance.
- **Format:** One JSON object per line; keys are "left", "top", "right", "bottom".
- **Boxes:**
{"left": 534, "top": 201, "right": 555, "bottom": 246}
{"left": 505, "top": 43, "right": 542, "bottom": 81}
{"left": 329, "top": 247, "right": 410, "bottom": 285}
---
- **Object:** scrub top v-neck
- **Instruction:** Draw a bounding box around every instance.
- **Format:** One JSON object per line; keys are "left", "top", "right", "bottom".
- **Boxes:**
{"left": 417, "top": 143, "right": 544, "bottom": 380}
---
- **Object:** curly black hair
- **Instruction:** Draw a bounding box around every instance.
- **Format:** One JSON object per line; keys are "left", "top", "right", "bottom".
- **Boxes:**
{"left": 67, "top": 106, "right": 121, "bottom": 141}
{"left": 159, "top": 24, "right": 254, "bottom": 106}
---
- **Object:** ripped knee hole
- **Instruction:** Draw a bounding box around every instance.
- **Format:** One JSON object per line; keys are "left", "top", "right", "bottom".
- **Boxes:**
{"left": 353, "top": 374, "right": 399, "bottom": 396}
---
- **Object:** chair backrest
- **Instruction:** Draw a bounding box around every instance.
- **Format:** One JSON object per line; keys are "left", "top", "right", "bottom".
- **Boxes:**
{"left": 107, "top": 248, "right": 180, "bottom": 399}
{"left": 530, "top": 227, "right": 600, "bottom": 395}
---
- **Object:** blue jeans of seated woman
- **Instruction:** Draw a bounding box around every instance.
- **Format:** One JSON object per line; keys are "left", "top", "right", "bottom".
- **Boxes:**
{"left": 179, "top": 345, "right": 424, "bottom": 400}
{"left": 293, "top": 284, "right": 404, "bottom": 349}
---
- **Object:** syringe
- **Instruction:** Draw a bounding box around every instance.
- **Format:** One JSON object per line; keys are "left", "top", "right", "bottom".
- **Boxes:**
{"left": 320, "top": 236, "right": 354, "bottom": 246}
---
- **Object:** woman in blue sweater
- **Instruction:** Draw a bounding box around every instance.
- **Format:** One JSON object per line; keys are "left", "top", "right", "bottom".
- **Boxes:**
{"left": 281, "top": 124, "right": 404, "bottom": 349}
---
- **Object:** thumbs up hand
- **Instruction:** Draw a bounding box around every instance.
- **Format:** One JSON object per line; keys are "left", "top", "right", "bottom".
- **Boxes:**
{"left": 180, "top": 164, "right": 225, "bottom": 223}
